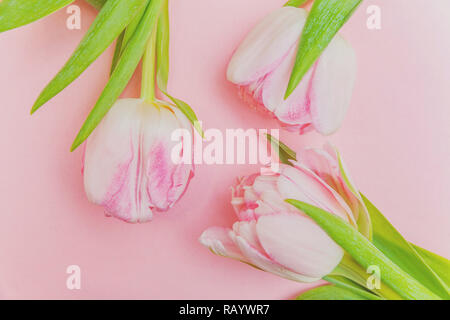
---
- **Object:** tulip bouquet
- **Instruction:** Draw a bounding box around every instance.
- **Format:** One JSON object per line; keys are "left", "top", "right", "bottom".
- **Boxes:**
{"left": 2, "top": 0, "right": 449, "bottom": 301}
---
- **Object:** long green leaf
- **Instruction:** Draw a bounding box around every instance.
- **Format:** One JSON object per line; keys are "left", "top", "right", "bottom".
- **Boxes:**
{"left": 31, "top": 0, "right": 148, "bottom": 114}
{"left": 412, "top": 244, "right": 450, "bottom": 287}
{"left": 71, "top": 0, "right": 163, "bottom": 151}
{"left": 90, "top": 0, "right": 122, "bottom": 75}
{"left": 362, "top": 195, "right": 450, "bottom": 299}
{"left": 110, "top": 7, "right": 147, "bottom": 74}
{"left": 285, "top": 0, "right": 362, "bottom": 98}
{"left": 286, "top": 200, "right": 440, "bottom": 300}
{"left": 324, "top": 275, "right": 383, "bottom": 300}
{"left": 0, "top": 0, "right": 74, "bottom": 33}
{"left": 297, "top": 285, "right": 369, "bottom": 300}
{"left": 84, "top": 0, "right": 106, "bottom": 10}
{"left": 156, "top": 0, "right": 170, "bottom": 92}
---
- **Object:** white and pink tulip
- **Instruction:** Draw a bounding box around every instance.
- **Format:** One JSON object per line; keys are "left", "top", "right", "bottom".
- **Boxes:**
{"left": 200, "top": 145, "right": 368, "bottom": 282}
{"left": 83, "top": 98, "right": 194, "bottom": 223}
{"left": 227, "top": 7, "right": 357, "bottom": 135}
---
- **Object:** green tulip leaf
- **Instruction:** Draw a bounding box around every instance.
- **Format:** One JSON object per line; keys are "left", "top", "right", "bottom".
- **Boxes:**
{"left": 110, "top": 7, "right": 147, "bottom": 73}
{"left": 71, "top": 0, "right": 163, "bottom": 151}
{"left": 412, "top": 244, "right": 450, "bottom": 287}
{"left": 286, "top": 200, "right": 440, "bottom": 300}
{"left": 285, "top": 0, "right": 362, "bottom": 99}
{"left": 31, "top": 0, "right": 148, "bottom": 114}
{"left": 362, "top": 194, "right": 449, "bottom": 299}
{"left": 0, "top": 0, "right": 74, "bottom": 33}
{"left": 84, "top": 0, "right": 106, "bottom": 10}
{"left": 323, "top": 275, "right": 383, "bottom": 300}
{"left": 162, "top": 91, "right": 204, "bottom": 138}
{"left": 331, "top": 253, "right": 402, "bottom": 299}
{"left": 265, "top": 134, "right": 297, "bottom": 166}
{"left": 284, "top": 0, "right": 310, "bottom": 7}
{"left": 296, "top": 285, "right": 370, "bottom": 300}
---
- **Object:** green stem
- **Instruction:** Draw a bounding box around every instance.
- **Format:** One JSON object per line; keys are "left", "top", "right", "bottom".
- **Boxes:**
{"left": 141, "top": 28, "right": 157, "bottom": 103}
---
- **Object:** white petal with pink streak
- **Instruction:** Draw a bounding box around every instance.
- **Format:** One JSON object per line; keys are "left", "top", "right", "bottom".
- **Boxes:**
{"left": 309, "top": 35, "right": 357, "bottom": 135}
{"left": 227, "top": 7, "right": 307, "bottom": 85}
{"left": 256, "top": 213, "right": 344, "bottom": 279}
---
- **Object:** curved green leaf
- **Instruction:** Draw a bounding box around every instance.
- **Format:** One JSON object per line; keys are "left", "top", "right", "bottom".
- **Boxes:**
{"left": 286, "top": 200, "right": 441, "bottom": 300}
{"left": 71, "top": 0, "right": 163, "bottom": 151}
{"left": 297, "top": 285, "right": 369, "bottom": 300}
{"left": 31, "top": 0, "right": 148, "bottom": 114}
{"left": 285, "top": 0, "right": 362, "bottom": 98}
{"left": 0, "top": 0, "right": 74, "bottom": 33}
{"left": 412, "top": 244, "right": 450, "bottom": 287}
{"left": 362, "top": 195, "right": 450, "bottom": 299}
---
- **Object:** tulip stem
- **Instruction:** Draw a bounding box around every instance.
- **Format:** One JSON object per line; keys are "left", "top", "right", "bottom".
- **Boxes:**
{"left": 141, "top": 27, "right": 157, "bottom": 103}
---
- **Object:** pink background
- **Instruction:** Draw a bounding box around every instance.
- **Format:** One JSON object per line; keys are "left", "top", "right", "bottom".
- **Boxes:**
{"left": 0, "top": 0, "right": 449, "bottom": 299}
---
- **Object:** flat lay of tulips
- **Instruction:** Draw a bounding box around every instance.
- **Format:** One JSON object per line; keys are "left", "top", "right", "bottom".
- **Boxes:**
{"left": 0, "top": 0, "right": 449, "bottom": 301}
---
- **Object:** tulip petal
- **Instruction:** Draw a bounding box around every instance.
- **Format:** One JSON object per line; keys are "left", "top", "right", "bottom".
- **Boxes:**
{"left": 84, "top": 99, "right": 150, "bottom": 222}
{"left": 251, "top": 175, "right": 291, "bottom": 216}
{"left": 277, "top": 164, "right": 356, "bottom": 225}
{"left": 84, "top": 99, "right": 193, "bottom": 223}
{"left": 309, "top": 35, "right": 357, "bottom": 135}
{"left": 142, "top": 104, "right": 193, "bottom": 211}
{"left": 299, "top": 145, "right": 372, "bottom": 238}
{"left": 256, "top": 213, "right": 344, "bottom": 279}
{"left": 199, "top": 227, "right": 246, "bottom": 261}
{"left": 232, "top": 220, "right": 264, "bottom": 253}
{"left": 227, "top": 7, "right": 307, "bottom": 85}
{"left": 261, "top": 43, "right": 314, "bottom": 124}
{"left": 233, "top": 233, "right": 318, "bottom": 283}
{"left": 299, "top": 147, "right": 353, "bottom": 208}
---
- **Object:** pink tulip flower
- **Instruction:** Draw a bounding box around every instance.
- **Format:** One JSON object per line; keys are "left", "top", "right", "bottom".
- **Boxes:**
{"left": 83, "top": 98, "right": 194, "bottom": 223}
{"left": 227, "top": 7, "right": 357, "bottom": 135}
{"left": 200, "top": 145, "right": 369, "bottom": 282}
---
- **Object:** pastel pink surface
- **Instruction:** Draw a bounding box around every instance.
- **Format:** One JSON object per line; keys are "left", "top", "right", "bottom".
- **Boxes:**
{"left": 0, "top": 0, "right": 449, "bottom": 299}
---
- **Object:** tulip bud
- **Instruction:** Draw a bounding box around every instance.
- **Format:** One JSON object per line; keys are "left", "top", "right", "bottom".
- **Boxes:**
{"left": 227, "top": 7, "right": 357, "bottom": 135}
{"left": 200, "top": 145, "right": 368, "bottom": 282}
{"left": 83, "top": 98, "right": 194, "bottom": 223}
